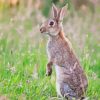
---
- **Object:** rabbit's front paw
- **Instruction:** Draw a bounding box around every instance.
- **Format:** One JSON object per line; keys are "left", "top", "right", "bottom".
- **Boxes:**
{"left": 46, "top": 67, "right": 52, "bottom": 76}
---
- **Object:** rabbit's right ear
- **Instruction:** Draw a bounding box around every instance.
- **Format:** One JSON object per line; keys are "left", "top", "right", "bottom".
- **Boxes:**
{"left": 52, "top": 4, "right": 58, "bottom": 18}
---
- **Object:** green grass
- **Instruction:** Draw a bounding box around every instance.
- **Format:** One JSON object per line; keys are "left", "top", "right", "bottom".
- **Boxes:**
{"left": 0, "top": 8, "right": 100, "bottom": 100}
{"left": 0, "top": 35, "right": 56, "bottom": 100}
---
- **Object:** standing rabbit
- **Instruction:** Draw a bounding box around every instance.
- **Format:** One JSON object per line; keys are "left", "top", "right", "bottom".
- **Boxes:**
{"left": 40, "top": 4, "right": 88, "bottom": 100}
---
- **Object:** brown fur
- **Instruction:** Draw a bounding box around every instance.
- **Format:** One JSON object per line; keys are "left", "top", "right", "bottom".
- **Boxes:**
{"left": 40, "top": 4, "right": 88, "bottom": 99}
{"left": 47, "top": 30, "right": 88, "bottom": 98}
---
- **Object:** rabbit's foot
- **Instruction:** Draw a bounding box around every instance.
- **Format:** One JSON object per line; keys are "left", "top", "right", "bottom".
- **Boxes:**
{"left": 46, "top": 67, "right": 52, "bottom": 76}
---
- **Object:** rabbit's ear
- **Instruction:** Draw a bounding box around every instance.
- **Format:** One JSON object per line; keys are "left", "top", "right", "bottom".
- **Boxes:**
{"left": 52, "top": 4, "right": 58, "bottom": 18}
{"left": 58, "top": 5, "right": 67, "bottom": 21}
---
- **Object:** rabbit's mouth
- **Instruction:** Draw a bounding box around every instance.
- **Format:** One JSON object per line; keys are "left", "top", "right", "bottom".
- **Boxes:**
{"left": 40, "top": 27, "right": 46, "bottom": 33}
{"left": 40, "top": 27, "right": 58, "bottom": 37}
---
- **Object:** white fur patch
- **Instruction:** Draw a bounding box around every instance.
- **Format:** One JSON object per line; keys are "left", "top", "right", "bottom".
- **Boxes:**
{"left": 55, "top": 65, "right": 62, "bottom": 79}
{"left": 55, "top": 65, "right": 62, "bottom": 97}
{"left": 56, "top": 81, "right": 62, "bottom": 97}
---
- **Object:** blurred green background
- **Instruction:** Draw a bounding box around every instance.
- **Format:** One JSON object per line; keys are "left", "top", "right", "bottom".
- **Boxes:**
{"left": 0, "top": 0, "right": 100, "bottom": 100}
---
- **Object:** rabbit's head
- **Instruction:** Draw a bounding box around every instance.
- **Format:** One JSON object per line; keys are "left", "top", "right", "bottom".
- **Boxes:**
{"left": 40, "top": 4, "right": 66, "bottom": 36}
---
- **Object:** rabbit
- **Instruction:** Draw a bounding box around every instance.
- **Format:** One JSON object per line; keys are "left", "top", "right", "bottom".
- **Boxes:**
{"left": 40, "top": 4, "right": 88, "bottom": 100}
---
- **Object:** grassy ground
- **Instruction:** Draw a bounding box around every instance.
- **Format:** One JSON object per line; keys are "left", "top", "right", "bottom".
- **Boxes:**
{"left": 0, "top": 6, "right": 100, "bottom": 100}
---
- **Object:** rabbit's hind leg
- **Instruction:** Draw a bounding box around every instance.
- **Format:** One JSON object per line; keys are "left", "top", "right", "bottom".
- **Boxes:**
{"left": 60, "top": 83, "right": 78, "bottom": 100}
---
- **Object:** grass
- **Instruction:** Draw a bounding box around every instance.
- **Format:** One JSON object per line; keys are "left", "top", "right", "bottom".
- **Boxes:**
{"left": 0, "top": 35, "right": 56, "bottom": 100}
{"left": 0, "top": 7, "right": 100, "bottom": 100}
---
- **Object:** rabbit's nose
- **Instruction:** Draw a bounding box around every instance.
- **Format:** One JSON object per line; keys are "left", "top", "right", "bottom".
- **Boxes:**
{"left": 40, "top": 27, "right": 46, "bottom": 33}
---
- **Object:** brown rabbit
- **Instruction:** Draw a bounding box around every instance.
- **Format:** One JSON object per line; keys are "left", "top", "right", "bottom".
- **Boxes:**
{"left": 40, "top": 4, "right": 88, "bottom": 100}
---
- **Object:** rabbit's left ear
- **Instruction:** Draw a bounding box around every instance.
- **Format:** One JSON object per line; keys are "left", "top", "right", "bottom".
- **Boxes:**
{"left": 52, "top": 4, "right": 58, "bottom": 18}
{"left": 58, "top": 5, "right": 67, "bottom": 21}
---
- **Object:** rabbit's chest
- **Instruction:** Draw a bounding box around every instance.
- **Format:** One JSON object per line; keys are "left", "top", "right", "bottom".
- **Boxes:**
{"left": 47, "top": 41, "right": 63, "bottom": 60}
{"left": 47, "top": 39, "right": 69, "bottom": 65}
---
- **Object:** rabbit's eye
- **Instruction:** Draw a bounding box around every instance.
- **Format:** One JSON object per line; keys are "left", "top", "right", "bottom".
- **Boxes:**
{"left": 49, "top": 21, "right": 55, "bottom": 26}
